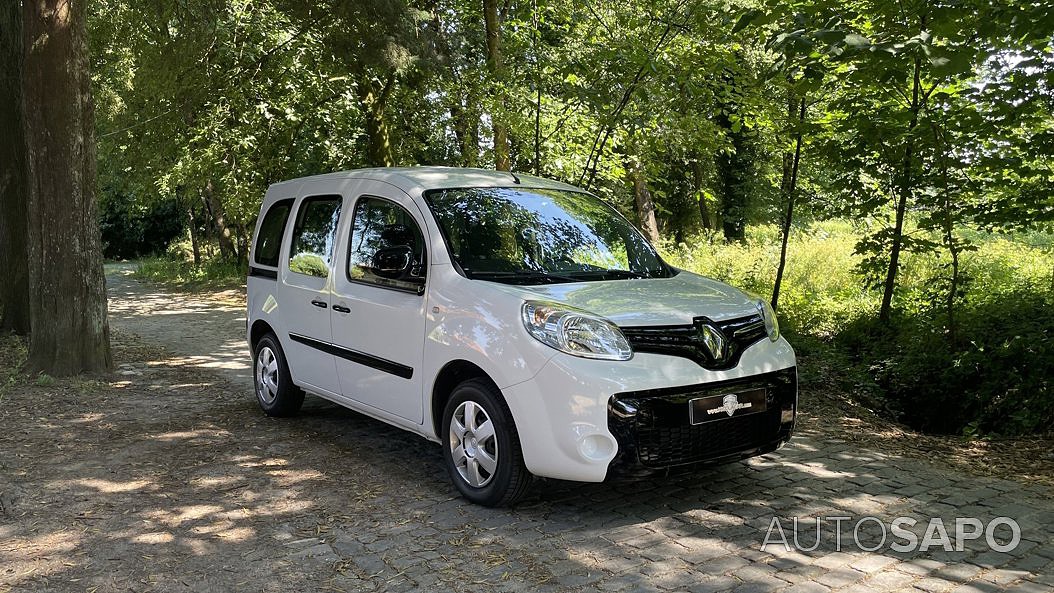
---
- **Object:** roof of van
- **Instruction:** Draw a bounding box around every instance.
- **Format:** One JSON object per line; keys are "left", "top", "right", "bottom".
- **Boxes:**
{"left": 269, "top": 166, "right": 585, "bottom": 195}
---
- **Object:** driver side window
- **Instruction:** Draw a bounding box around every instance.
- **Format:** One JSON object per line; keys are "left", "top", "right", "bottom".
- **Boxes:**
{"left": 347, "top": 196, "right": 427, "bottom": 293}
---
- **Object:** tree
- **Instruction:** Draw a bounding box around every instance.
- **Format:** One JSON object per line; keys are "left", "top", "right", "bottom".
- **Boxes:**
{"left": 0, "top": 0, "right": 29, "bottom": 335}
{"left": 483, "top": 0, "right": 511, "bottom": 170}
{"left": 713, "top": 59, "right": 758, "bottom": 243}
{"left": 22, "top": 0, "right": 111, "bottom": 374}
{"left": 623, "top": 145, "right": 661, "bottom": 242}
{"left": 743, "top": 2, "right": 844, "bottom": 311}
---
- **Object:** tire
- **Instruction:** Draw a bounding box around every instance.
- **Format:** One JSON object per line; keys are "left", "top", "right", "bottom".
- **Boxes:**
{"left": 253, "top": 333, "right": 304, "bottom": 417}
{"left": 441, "top": 378, "right": 533, "bottom": 507}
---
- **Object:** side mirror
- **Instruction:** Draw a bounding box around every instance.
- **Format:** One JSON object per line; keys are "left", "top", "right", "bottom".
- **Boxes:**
{"left": 371, "top": 245, "right": 413, "bottom": 279}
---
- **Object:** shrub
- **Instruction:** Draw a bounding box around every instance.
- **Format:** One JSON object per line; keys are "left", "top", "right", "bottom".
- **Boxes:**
{"left": 99, "top": 193, "right": 184, "bottom": 260}
{"left": 665, "top": 220, "right": 1054, "bottom": 436}
{"left": 134, "top": 256, "right": 245, "bottom": 288}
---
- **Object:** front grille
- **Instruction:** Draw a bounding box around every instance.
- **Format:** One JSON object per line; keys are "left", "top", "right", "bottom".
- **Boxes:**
{"left": 621, "top": 314, "right": 768, "bottom": 370}
{"left": 608, "top": 368, "right": 796, "bottom": 469}
{"left": 634, "top": 406, "right": 780, "bottom": 467}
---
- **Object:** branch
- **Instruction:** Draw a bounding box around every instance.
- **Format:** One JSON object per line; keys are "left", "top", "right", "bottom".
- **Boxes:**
{"left": 577, "top": 0, "right": 694, "bottom": 188}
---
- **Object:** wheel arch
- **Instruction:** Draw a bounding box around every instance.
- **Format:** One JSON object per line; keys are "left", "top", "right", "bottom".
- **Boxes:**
{"left": 250, "top": 319, "right": 276, "bottom": 350}
{"left": 430, "top": 360, "right": 501, "bottom": 439}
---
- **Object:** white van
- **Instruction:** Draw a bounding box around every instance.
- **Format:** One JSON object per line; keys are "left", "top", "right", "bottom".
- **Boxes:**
{"left": 246, "top": 167, "right": 797, "bottom": 506}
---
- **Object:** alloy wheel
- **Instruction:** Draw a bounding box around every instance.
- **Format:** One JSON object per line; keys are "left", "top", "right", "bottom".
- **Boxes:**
{"left": 255, "top": 346, "right": 279, "bottom": 405}
{"left": 448, "top": 400, "right": 498, "bottom": 487}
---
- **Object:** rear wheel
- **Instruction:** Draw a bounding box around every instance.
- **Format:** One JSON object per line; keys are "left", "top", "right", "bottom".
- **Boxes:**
{"left": 442, "top": 378, "right": 532, "bottom": 507}
{"left": 253, "top": 333, "right": 304, "bottom": 417}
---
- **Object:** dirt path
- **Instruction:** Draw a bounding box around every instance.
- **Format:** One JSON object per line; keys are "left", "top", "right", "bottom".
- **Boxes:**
{"left": 0, "top": 268, "right": 1052, "bottom": 593}
{"left": 106, "top": 263, "right": 252, "bottom": 386}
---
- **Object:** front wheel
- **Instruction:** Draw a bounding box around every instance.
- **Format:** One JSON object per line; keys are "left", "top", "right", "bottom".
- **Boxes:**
{"left": 441, "top": 379, "right": 532, "bottom": 507}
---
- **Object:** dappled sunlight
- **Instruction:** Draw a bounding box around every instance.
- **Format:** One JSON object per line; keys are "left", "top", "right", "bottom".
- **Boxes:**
{"left": 150, "top": 429, "right": 233, "bottom": 442}
{"left": 66, "top": 413, "right": 107, "bottom": 424}
{"left": 265, "top": 468, "right": 327, "bottom": 487}
{"left": 213, "top": 526, "right": 256, "bottom": 541}
{"left": 234, "top": 456, "right": 290, "bottom": 468}
{"left": 7, "top": 266, "right": 1048, "bottom": 591}
{"left": 71, "top": 478, "right": 154, "bottom": 493}
{"left": 189, "top": 475, "right": 248, "bottom": 489}
{"left": 145, "top": 505, "right": 226, "bottom": 527}
{"left": 0, "top": 530, "right": 84, "bottom": 584}
{"left": 107, "top": 272, "right": 253, "bottom": 386}
{"left": 130, "top": 532, "right": 175, "bottom": 545}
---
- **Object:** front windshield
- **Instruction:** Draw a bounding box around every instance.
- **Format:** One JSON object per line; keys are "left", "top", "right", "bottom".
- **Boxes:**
{"left": 425, "top": 187, "right": 673, "bottom": 284}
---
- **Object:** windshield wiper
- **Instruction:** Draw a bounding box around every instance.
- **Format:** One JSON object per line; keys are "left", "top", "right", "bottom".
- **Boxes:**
{"left": 467, "top": 269, "right": 582, "bottom": 284}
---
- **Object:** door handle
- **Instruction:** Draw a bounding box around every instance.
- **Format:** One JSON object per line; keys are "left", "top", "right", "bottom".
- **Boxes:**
{"left": 332, "top": 304, "right": 351, "bottom": 314}
{"left": 310, "top": 299, "right": 328, "bottom": 309}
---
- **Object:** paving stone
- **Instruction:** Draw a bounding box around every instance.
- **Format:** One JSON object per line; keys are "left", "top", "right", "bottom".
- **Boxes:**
{"left": 913, "top": 576, "right": 957, "bottom": 592}
{"left": 864, "top": 569, "right": 918, "bottom": 590}
{"left": 68, "top": 269, "right": 1054, "bottom": 593}
{"left": 849, "top": 553, "right": 898, "bottom": 573}
{"left": 781, "top": 582, "right": 831, "bottom": 593}
{"left": 816, "top": 567, "right": 865, "bottom": 588}
{"left": 687, "top": 575, "right": 739, "bottom": 593}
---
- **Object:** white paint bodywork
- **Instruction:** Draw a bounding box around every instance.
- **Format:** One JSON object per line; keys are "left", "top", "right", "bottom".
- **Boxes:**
{"left": 247, "top": 167, "right": 797, "bottom": 483}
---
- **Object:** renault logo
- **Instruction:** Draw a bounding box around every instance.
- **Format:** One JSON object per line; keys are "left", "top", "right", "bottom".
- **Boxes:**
{"left": 695, "top": 321, "right": 728, "bottom": 362}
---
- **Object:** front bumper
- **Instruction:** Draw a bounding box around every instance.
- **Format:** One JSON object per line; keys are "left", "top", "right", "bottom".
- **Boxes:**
{"left": 607, "top": 367, "right": 796, "bottom": 476}
{"left": 501, "top": 335, "right": 797, "bottom": 482}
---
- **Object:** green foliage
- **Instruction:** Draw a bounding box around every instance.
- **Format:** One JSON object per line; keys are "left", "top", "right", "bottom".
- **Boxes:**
{"left": 0, "top": 334, "right": 27, "bottom": 402}
{"left": 88, "top": 0, "right": 1054, "bottom": 435}
{"left": 842, "top": 293, "right": 1054, "bottom": 436}
{"left": 99, "top": 193, "right": 184, "bottom": 259}
{"left": 668, "top": 220, "right": 1054, "bottom": 435}
{"left": 133, "top": 256, "right": 246, "bottom": 289}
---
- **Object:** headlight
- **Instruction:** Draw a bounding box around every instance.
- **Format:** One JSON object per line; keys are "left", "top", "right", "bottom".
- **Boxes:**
{"left": 756, "top": 299, "right": 780, "bottom": 342}
{"left": 521, "top": 301, "right": 633, "bottom": 361}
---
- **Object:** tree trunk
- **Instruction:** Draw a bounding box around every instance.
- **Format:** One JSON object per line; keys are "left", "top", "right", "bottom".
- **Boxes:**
{"left": 625, "top": 154, "right": 660, "bottom": 244}
{"left": 22, "top": 0, "right": 111, "bottom": 375}
{"left": 430, "top": 7, "right": 478, "bottom": 168}
{"left": 0, "top": 0, "right": 30, "bottom": 335}
{"left": 931, "top": 122, "right": 960, "bottom": 343}
{"left": 714, "top": 64, "right": 752, "bottom": 243}
{"left": 186, "top": 201, "right": 201, "bottom": 266}
{"left": 203, "top": 181, "right": 238, "bottom": 262}
{"left": 690, "top": 156, "right": 712, "bottom": 231}
{"left": 235, "top": 223, "right": 248, "bottom": 267}
{"left": 531, "top": 0, "right": 542, "bottom": 176}
{"left": 483, "top": 0, "right": 510, "bottom": 171}
{"left": 879, "top": 55, "right": 923, "bottom": 324}
{"left": 772, "top": 95, "right": 806, "bottom": 312}
{"left": 450, "top": 100, "right": 480, "bottom": 168}
{"left": 357, "top": 71, "right": 395, "bottom": 167}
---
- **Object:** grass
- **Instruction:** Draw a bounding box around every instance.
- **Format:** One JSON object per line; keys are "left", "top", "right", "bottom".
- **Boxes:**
{"left": 662, "top": 220, "right": 1054, "bottom": 436}
{"left": 0, "top": 334, "right": 27, "bottom": 403}
{"left": 662, "top": 219, "right": 1054, "bottom": 339}
{"left": 132, "top": 256, "right": 246, "bottom": 290}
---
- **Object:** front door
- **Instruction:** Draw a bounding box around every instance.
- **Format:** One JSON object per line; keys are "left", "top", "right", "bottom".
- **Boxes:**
{"left": 278, "top": 194, "right": 343, "bottom": 396}
{"left": 330, "top": 182, "right": 428, "bottom": 423}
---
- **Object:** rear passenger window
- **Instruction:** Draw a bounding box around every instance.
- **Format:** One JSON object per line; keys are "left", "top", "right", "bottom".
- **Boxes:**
{"left": 288, "top": 196, "right": 342, "bottom": 278}
{"left": 253, "top": 199, "right": 293, "bottom": 268}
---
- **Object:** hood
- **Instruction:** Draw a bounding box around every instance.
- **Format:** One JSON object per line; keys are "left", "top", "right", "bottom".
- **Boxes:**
{"left": 487, "top": 271, "right": 760, "bottom": 327}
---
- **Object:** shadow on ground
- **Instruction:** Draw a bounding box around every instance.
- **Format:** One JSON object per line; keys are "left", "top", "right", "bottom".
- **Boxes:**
{"left": 2, "top": 330, "right": 1052, "bottom": 593}
{"left": 2, "top": 268, "right": 1051, "bottom": 592}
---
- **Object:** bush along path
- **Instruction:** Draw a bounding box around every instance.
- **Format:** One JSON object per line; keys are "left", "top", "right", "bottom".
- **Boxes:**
{"left": 0, "top": 267, "right": 1052, "bottom": 593}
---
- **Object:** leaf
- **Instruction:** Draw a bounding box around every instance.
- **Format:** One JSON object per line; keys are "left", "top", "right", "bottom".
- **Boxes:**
{"left": 732, "top": 9, "right": 762, "bottom": 34}
{"left": 845, "top": 33, "right": 870, "bottom": 48}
